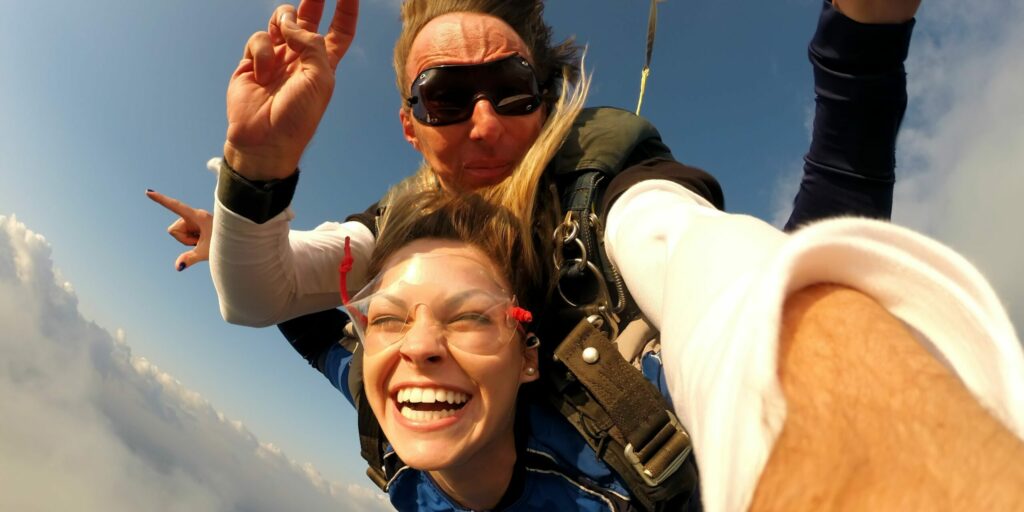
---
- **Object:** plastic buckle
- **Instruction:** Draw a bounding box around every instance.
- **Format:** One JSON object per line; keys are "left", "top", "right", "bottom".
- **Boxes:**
{"left": 623, "top": 411, "right": 692, "bottom": 487}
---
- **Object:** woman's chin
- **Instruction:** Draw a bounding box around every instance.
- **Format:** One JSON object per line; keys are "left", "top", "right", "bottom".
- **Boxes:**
{"left": 383, "top": 398, "right": 475, "bottom": 469}
{"left": 394, "top": 442, "right": 460, "bottom": 471}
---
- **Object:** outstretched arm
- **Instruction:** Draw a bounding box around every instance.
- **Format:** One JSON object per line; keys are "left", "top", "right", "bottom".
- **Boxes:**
{"left": 210, "top": 1, "right": 376, "bottom": 327}
{"left": 751, "top": 284, "right": 1024, "bottom": 511}
{"left": 785, "top": 0, "right": 919, "bottom": 229}
{"left": 833, "top": 0, "right": 920, "bottom": 23}
{"left": 604, "top": 180, "right": 1024, "bottom": 511}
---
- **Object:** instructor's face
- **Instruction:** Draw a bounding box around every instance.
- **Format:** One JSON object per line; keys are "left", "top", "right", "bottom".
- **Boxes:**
{"left": 400, "top": 13, "right": 546, "bottom": 192}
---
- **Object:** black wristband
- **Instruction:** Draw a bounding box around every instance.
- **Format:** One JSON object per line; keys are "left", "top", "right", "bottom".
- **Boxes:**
{"left": 216, "top": 158, "right": 300, "bottom": 224}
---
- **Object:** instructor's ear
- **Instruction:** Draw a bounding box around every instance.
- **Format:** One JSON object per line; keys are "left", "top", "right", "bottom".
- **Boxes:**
{"left": 400, "top": 108, "right": 421, "bottom": 151}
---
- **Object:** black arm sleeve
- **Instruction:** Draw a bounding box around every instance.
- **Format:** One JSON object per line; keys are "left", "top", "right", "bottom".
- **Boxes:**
{"left": 601, "top": 157, "right": 725, "bottom": 217}
{"left": 216, "top": 160, "right": 300, "bottom": 224}
{"left": 277, "top": 308, "right": 350, "bottom": 373}
{"left": 785, "top": 1, "right": 915, "bottom": 231}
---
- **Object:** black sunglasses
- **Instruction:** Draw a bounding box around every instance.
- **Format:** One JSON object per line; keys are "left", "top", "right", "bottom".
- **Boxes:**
{"left": 406, "top": 54, "right": 544, "bottom": 127}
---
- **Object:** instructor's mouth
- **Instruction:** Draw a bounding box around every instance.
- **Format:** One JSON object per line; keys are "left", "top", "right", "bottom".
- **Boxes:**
{"left": 464, "top": 161, "right": 513, "bottom": 175}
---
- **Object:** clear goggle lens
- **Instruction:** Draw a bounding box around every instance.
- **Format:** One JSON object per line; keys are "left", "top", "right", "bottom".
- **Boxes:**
{"left": 343, "top": 253, "right": 528, "bottom": 356}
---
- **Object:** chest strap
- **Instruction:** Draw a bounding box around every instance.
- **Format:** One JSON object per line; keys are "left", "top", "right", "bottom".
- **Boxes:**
{"left": 548, "top": 318, "right": 696, "bottom": 510}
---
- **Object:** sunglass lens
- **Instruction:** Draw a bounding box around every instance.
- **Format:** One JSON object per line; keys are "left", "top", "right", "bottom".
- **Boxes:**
{"left": 494, "top": 93, "right": 540, "bottom": 115}
{"left": 418, "top": 85, "right": 474, "bottom": 125}
{"left": 410, "top": 55, "right": 541, "bottom": 126}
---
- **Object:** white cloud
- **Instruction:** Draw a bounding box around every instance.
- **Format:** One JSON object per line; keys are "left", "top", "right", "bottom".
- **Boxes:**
{"left": 0, "top": 215, "right": 392, "bottom": 512}
{"left": 893, "top": 0, "right": 1024, "bottom": 332}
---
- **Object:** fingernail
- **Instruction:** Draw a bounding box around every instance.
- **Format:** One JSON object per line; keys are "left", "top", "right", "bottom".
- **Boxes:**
{"left": 177, "top": 262, "right": 186, "bottom": 272}
{"left": 280, "top": 12, "right": 296, "bottom": 25}
{"left": 146, "top": 188, "right": 154, "bottom": 193}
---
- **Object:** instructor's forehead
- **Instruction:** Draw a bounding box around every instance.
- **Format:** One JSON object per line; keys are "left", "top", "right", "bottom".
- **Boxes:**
{"left": 406, "top": 12, "right": 533, "bottom": 81}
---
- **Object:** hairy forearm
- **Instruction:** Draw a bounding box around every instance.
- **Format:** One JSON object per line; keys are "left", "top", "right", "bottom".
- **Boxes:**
{"left": 833, "top": 0, "right": 921, "bottom": 23}
{"left": 751, "top": 284, "right": 1024, "bottom": 511}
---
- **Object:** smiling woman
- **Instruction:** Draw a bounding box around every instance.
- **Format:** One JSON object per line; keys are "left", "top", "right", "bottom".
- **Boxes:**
{"left": 330, "top": 190, "right": 650, "bottom": 511}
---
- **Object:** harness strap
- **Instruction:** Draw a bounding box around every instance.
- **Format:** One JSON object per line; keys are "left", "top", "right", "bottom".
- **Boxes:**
{"left": 552, "top": 318, "right": 696, "bottom": 510}
{"left": 558, "top": 170, "right": 638, "bottom": 328}
{"left": 349, "top": 343, "right": 391, "bottom": 491}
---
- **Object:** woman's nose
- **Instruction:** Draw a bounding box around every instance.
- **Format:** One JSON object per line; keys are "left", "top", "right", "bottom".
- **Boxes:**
{"left": 398, "top": 305, "right": 446, "bottom": 362}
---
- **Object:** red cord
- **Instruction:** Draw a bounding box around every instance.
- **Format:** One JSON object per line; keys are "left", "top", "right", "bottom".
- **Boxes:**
{"left": 338, "top": 236, "right": 354, "bottom": 306}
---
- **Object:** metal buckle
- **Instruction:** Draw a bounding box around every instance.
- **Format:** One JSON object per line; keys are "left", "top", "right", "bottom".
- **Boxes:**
{"left": 623, "top": 411, "right": 692, "bottom": 487}
{"left": 553, "top": 212, "right": 620, "bottom": 335}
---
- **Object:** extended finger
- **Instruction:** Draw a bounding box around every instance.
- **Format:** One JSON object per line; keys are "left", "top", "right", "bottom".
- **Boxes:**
{"left": 269, "top": 4, "right": 299, "bottom": 45}
{"left": 146, "top": 189, "right": 196, "bottom": 221}
{"left": 167, "top": 218, "right": 200, "bottom": 246}
{"left": 296, "top": 0, "right": 328, "bottom": 33}
{"left": 324, "top": 0, "right": 358, "bottom": 70}
{"left": 245, "top": 31, "right": 276, "bottom": 85}
{"left": 279, "top": 15, "right": 330, "bottom": 68}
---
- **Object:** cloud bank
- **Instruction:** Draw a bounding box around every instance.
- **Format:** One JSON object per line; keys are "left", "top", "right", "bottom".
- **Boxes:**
{"left": 0, "top": 215, "right": 391, "bottom": 511}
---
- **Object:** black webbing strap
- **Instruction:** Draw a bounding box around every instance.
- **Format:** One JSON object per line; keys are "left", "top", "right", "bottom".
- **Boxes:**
{"left": 552, "top": 318, "right": 695, "bottom": 509}
{"left": 559, "top": 170, "right": 640, "bottom": 326}
{"left": 350, "top": 345, "right": 390, "bottom": 491}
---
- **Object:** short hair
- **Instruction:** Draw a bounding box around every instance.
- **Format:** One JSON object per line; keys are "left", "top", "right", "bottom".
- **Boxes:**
{"left": 370, "top": 190, "right": 544, "bottom": 314}
{"left": 393, "top": 0, "right": 581, "bottom": 108}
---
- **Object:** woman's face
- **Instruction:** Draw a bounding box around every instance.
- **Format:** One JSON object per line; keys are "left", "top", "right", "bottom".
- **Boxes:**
{"left": 399, "top": 12, "right": 547, "bottom": 191}
{"left": 359, "top": 239, "right": 539, "bottom": 470}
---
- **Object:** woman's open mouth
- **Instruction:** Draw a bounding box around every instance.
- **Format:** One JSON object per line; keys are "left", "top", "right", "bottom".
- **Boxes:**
{"left": 395, "top": 386, "right": 471, "bottom": 422}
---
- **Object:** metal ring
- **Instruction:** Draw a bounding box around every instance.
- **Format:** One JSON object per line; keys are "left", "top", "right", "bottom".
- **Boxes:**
{"left": 555, "top": 258, "right": 606, "bottom": 308}
{"left": 553, "top": 237, "right": 587, "bottom": 272}
{"left": 555, "top": 219, "right": 578, "bottom": 244}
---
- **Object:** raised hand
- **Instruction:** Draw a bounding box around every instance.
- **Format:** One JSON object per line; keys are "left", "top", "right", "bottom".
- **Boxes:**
{"left": 146, "top": 190, "right": 214, "bottom": 272}
{"left": 833, "top": 0, "right": 921, "bottom": 23}
{"left": 224, "top": 0, "right": 359, "bottom": 181}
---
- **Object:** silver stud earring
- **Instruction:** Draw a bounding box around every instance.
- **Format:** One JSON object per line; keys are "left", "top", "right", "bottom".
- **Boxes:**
{"left": 525, "top": 367, "right": 537, "bottom": 376}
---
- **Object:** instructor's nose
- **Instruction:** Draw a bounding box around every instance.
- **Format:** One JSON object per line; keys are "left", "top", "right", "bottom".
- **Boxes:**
{"left": 468, "top": 99, "right": 505, "bottom": 145}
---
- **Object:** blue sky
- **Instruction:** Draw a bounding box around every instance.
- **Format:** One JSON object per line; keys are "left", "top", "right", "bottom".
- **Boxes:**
{"left": 1, "top": 0, "right": 1021, "bottom": 509}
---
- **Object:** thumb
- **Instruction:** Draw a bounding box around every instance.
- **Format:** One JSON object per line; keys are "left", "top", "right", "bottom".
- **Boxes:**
{"left": 175, "top": 250, "right": 207, "bottom": 272}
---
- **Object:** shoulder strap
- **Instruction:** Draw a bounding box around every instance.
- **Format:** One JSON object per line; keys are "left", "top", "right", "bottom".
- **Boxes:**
{"left": 550, "top": 107, "right": 673, "bottom": 177}
{"left": 543, "top": 109, "right": 698, "bottom": 510}
{"left": 348, "top": 343, "right": 403, "bottom": 491}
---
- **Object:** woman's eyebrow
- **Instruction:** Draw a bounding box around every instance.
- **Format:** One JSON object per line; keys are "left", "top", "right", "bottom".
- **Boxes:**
{"left": 440, "top": 288, "right": 499, "bottom": 309}
{"left": 376, "top": 294, "right": 408, "bottom": 309}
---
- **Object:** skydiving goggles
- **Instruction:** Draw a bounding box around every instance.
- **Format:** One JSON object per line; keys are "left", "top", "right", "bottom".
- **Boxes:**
{"left": 406, "top": 54, "right": 544, "bottom": 126}
{"left": 339, "top": 248, "right": 533, "bottom": 357}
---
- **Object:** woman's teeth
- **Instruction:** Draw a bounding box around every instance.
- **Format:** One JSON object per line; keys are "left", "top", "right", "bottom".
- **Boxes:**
{"left": 397, "top": 386, "right": 469, "bottom": 422}
{"left": 400, "top": 407, "right": 459, "bottom": 421}
{"left": 397, "top": 387, "right": 469, "bottom": 405}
